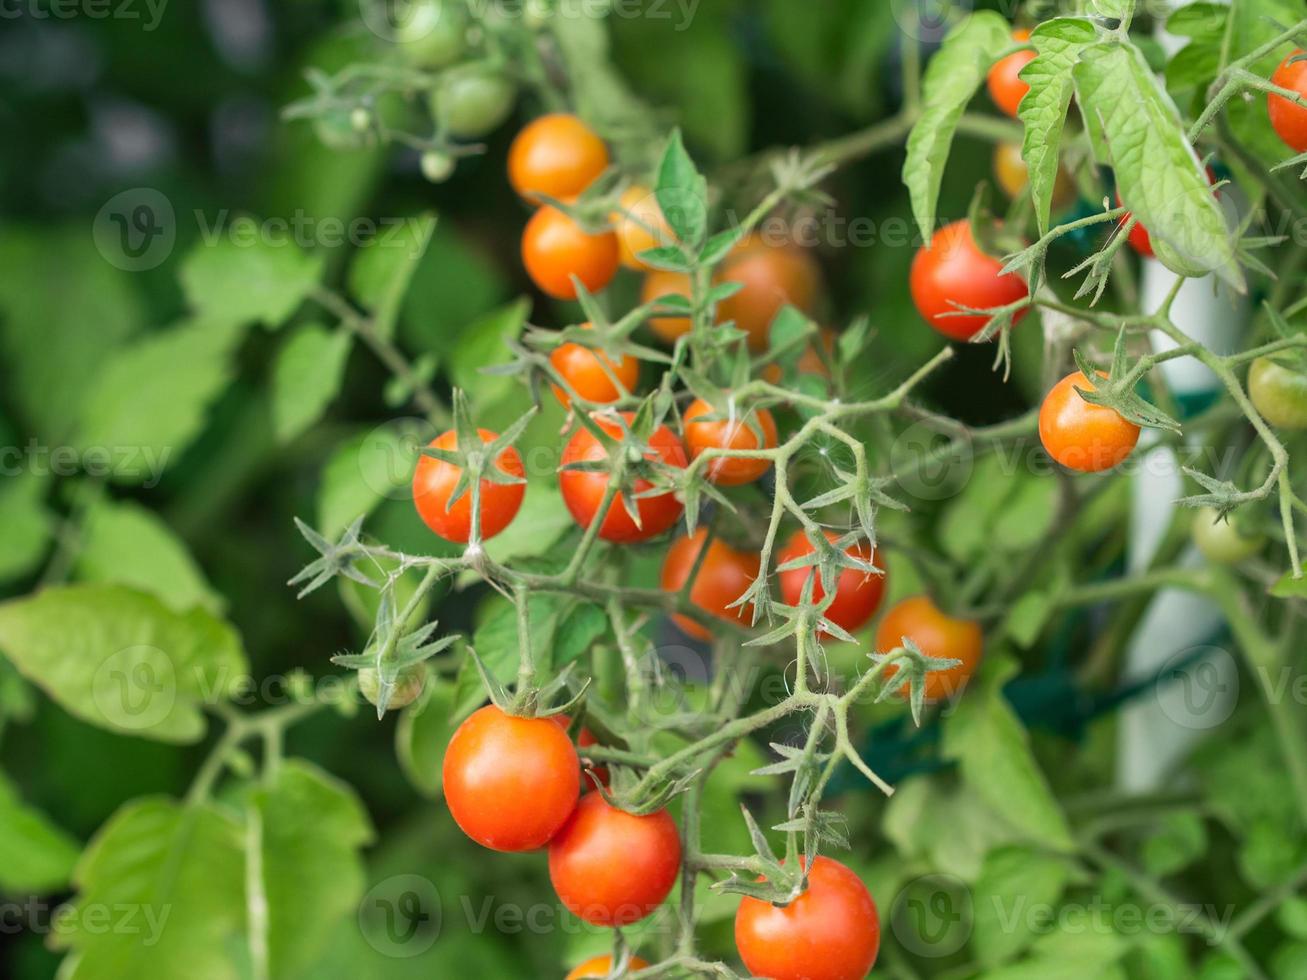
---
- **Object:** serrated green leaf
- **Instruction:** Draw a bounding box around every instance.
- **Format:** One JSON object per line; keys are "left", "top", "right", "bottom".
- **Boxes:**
{"left": 180, "top": 229, "right": 324, "bottom": 328}
{"left": 903, "top": 10, "right": 1013, "bottom": 240}
{"left": 0, "top": 585, "right": 247, "bottom": 743}
{"left": 271, "top": 323, "right": 353, "bottom": 443}
{"left": 349, "top": 214, "right": 437, "bottom": 341}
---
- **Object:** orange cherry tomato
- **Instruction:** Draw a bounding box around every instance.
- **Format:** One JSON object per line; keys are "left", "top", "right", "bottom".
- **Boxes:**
{"left": 442, "top": 704, "right": 580, "bottom": 851}
{"left": 776, "top": 529, "right": 887, "bottom": 636}
{"left": 412, "top": 428, "right": 525, "bottom": 543}
{"left": 993, "top": 141, "right": 1076, "bottom": 210}
{"left": 558, "top": 413, "right": 687, "bottom": 543}
{"left": 565, "top": 954, "right": 650, "bottom": 979}
{"left": 734, "top": 856, "right": 880, "bottom": 980}
{"left": 1269, "top": 49, "right": 1307, "bottom": 153}
{"left": 714, "top": 234, "right": 822, "bottom": 351}
{"left": 642, "top": 269, "right": 694, "bottom": 343}
{"left": 550, "top": 323, "right": 640, "bottom": 408}
{"left": 548, "top": 793, "right": 681, "bottom": 927}
{"left": 660, "top": 529, "right": 760, "bottom": 640}
{"left": 1038, "top": 371, "right": 1141, "bottom": 472}
{"left": 682, "top": 397, "right": 778, "bottom": 486}
{"left": 522, "top": 206, "right": 620, "bottom": 301}
{"left": 909, "top": 219, "right": 1029, "bottom": 341}
{"left": 876, "top": 595, "right": 984, "bottom": 703}
{"left": 508, "top": 113, "right": 609, "bottom": 201}
{"left": 613, "top": 185, "right": 672, "bottom": 270}
{"left": 987, "top": 29, "right": 1035, "bottom": 118}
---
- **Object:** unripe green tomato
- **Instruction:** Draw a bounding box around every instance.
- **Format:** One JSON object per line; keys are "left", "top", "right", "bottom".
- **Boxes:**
{"left": 1249, "top": 356, "right": 1307, "bottom": 430}
{"left": 314, "top": 107, "right": 369, "bottom": 150}
{"left": 395, "top": 0, "right": 468, "bottom": 69}
{"left": 1151, "top": 236, "right": 1218, "bottom": 280}
{"left": 1192, "top": 507, "right": 1264, "bottom": 564}
{"left": 421, "top": 150, "right": 456, "bottom": 182}
{"left": 350, "top": 107, "right": 372, "bottom": 132}
{"left": 433, "top": 65, "right": 516, "bottom": 139}
{"left": 358, "top": 665, "right": 426, "bottom": 710}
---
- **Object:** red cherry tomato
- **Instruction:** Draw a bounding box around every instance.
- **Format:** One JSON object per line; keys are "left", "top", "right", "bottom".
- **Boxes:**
{"left": 642, "top": 269, "right": 694, "bottom": 343}
{"left": 714, "top": 233, "right": 822, "bottom": 351}
{"left": 442, "top": 705, "right": 580, "bottom": 851}
{"left": 550, "top": 322, "right": 640, "bottom": 408}
{"left": 559, "top": 413, "right": 687, "bottom": 543}
{"left": 1038, "top": 371, "right": 1141, "bottom": 472}
{"left": 683, "top": 397, "right": 778, "bottom": 486}
{"left": 522, "top": 206, "right": 620, "bottom": 301}
{"left": 876, "top": 595, "right": 984, "bottom": 703}
{"left": 660, "top": 529, "right": 760, "bottom": 640}
{"left": 548, "top": 793, "right": 681, "bottom": 927}
{"left": 565, "top": 954, "right": 650, "bottom": 979}
{"left": 508, "top": 113, "right": 609, "bottom": 201}
{"left": 1269, "top": 49, "right": 1307, "bottom": 153}
{"left": 987, "top": 29, "right": 1035, "bottom": 118}
{"left": 909, "top": 220, "right": 1029, "bottom": 341}
{"left": 776, "top": 529, "right": 887, "bottom": 636}
{"left": 734, "top": 856, "right": 880, "bottom": 980}
{"left": 412, "top": 428, "right": 525, "bottom": 543}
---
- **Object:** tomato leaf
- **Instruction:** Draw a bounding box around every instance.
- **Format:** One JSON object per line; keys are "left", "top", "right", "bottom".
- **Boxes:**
{"left": 903, "top": 10, "right": 1013, "bottom": 242}
{"left": 244, "top": 760, "right": 374, "bottom": 979}
{"left": 0, "top": 585, "right": 248, "bottom": 743}
{"left": 972, "top": 846, "right": 1071, "bottom": 966}
{"left": 0, "top": 769, "right": 80, "bottom": 893}
{"left": 656, "top": 130, "right": 708, "bottom": 250}
{"left": 1020, "top": 18, "right": 1098, "bottom": 235}
{"left": 51, "top": 797, "right": 246, "bottom": 979}
{"left": 0, "top": 472, "right": 53, "bottom": 586}
{"left": 348, "top": 213, "right": 437, "bottom": 341}
{"left": 180, "top": 228, "right": 324, "bottom": 329}
{"left": 271, "top": 322, "right": 354, "bottom": 444}
{"left": 1074, "top": 41, "right": 1242, "bottom": 288}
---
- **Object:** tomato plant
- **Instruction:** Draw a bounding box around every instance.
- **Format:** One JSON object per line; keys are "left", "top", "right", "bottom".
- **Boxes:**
{"left": 565, "top": 954, "right": 649, "bottom": 979}
{"left": 682, "top": 397, "right": 778, "bottom": 485}
{"left": 1249, "top": 355, "right": 1307, "bottom": 429}
{"left": 661, "top": 529, "right": 760, "bottom": 639}
{"left": 910, "top": 219, "right": 1030, "bottom": 340}
{"left": 714, "top": 234, "right": 822, "bottom": 351}
{"left": 734, "top": 857, "right": 880, "bottom": 980}
{"left": 549, "top": 323, "right": 641, "bottom": 407}
{"left": 776, "top": 529, "right": 886, "bottom": 636}
{"left": 876, "top": 596, "right": 984, "bottom": 703}
{"left": 508, "top": 113, "right": 610, "bottom": 201}
{"left": 548, "top": 794, "right": 681, "bottom": 927}
{"left": 412, "top": 427, "right": 527, "bottom": 543}
{"left": 1039, "top": 370, "right": 1142, "bottom": 472}
{"left": 443, "top": 705, "right": 581, "bottom": 851}
{"left": 559, "top": 413, "right": 686, "bottom": 542}
{"left": 986, "top": 29, "right": 1034, "bottom": 118}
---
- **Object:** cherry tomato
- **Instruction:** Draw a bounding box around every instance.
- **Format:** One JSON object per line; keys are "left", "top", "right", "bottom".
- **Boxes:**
{"left": 1249, "top": 355, "right": 1307, "bottom": 429}
{"left": 1192, "top": 507, "right": 1265, "bottom": 564}
{"left": 776, "top": 529, "right": 886, "bottom": 636}
{"left": 522, "top": 206, "right": 620, "bottom": 301}
{"left": 394, "top": 0, "right": 467, "bottom": 69}
{"left": 1269, "top": 49, "right": 1307, "bottom": 153}
{"left": 433, "top": 65, "right": 516, "bottom": 139}
{"left": 565, "top": 955, "right": 650, "bottom": 979}
{"left": 734, "top": 856, "right": 880, "bottom": 980}
{"left": 682, "top": 398, "right": 778, "bottom": 486}
{"left": 550, "top": 323, "right": 640, "bottom": 408}
{"left": 714, "top": 234, "right": 822, "bottom": 351}
{"left": 876, "top": 595, "right": 983, "bottom": 703}
{"left": 660, "top": 529, "right": 760, "bottom": 640}
{"left": 642, "top": 269, "right": 694, "bottom": 343}
{"left": 993, "top": 142, "right": 1076, "bottom": 210}
{"left": 359, "top": 665, "right": 425, "bottom": 710}
{"left": 909, "top": 219, "right": 1029, "bottom": 341}
{"left": 412, "top": 428, "right": 526, "bottom": 543}
{"left": 1038, "top": 371, "right": 1141, "bottom": 472}
{"left": 508, "top": 113, "right": 610, "bottom": 201}
{"left": 762, "top": 327, "right": 835, "bottom": 384}
{"left": 548, "top": 793, "right": 681, "bottom": 927}
{"left": 559, "top": 413, "right": 687, "bottom": 543}
{"left": 987, "top": 29, "right": 1035, "bottom": 119}
{"left": 442, "top": 705, "right": 580, "bottom": 851}
{"left": 613, "top": 185, "right": 672, "bottom": 270}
